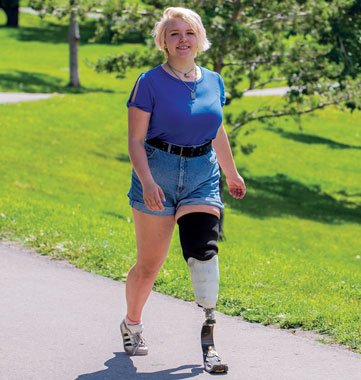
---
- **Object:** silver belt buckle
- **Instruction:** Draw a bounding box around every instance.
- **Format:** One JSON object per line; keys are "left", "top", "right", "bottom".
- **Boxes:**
{"left": 179, "top": 146, "right": 184, "bottom": 156}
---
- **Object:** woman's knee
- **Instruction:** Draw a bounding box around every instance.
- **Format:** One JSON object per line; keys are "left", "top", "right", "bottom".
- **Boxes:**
{"left": 134, "top": 261, "right": 163, "bottom": 279}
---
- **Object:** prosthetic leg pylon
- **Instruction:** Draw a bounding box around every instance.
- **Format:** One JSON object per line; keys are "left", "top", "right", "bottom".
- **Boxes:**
{"left": 201, "top": 308, "right": 229, "bottom": 373}
{"left": 178, "top": 213, "right": 228, "bottom": 373}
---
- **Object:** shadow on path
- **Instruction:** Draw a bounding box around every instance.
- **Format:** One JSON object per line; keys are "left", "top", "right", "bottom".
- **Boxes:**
{"left": 227, "top": 173, "right": 361, "bottom": 224}
{"left": 75, "top": 352, "right": 204, "bottom": 380}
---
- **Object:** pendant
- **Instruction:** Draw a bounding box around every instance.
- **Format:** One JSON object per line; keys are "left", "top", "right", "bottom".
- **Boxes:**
{"left": 191, "top": 91, "right": 196, "bottom": 100}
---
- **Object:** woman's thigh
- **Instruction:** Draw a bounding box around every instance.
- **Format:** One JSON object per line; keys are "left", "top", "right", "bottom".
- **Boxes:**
{"left": 175, "top": 204, "right": 220, "bottom": 223}
{"left": 132, "top": 208, "right": 176, "bottom": 269}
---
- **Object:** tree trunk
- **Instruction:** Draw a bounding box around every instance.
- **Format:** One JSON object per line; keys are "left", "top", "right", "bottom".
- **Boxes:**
{"left": 1, "top": 4, "right": 19, "bottom": 27}
{"left": 68, "top": 8, "right": 80, "bottom": 87}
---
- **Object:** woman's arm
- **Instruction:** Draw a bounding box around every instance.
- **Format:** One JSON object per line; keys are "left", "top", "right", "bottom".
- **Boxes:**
{"left": 212, "top": 124, "right": 246, "bottom": 199}
{"left": 128, "top": 106, "right": 165, "bottom": 211}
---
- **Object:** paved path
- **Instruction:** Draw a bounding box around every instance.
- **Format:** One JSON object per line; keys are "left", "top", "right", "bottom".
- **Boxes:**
{"left": 20, "top": 7, "right": 102, "bottom": 19}
{"left": 1, "top": 241, "right": 360, "bottom": 380}
{"left": 0, "top": 87, "right": 290, "bottom": 106}
{"left": 243, "top": 87, "right": 292, "bottom": 96}
{"left": 0, "top": 93, "right": 53, "bottom": 104}
{"left": 0, "top": 86, "right": 292, "bottom": 106}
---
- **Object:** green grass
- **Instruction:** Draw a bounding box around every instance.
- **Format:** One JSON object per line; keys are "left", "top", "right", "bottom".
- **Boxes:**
{"left": 1, "top": 11, "right": 361, "bottom": 353}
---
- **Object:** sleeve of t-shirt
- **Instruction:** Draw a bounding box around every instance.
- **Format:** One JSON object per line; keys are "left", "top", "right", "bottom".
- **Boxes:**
{"left": 126, "top": 73, "right": 154, "bottom": 112}
{"left": 218, "top": 73, "right": 226, "bottom": 107}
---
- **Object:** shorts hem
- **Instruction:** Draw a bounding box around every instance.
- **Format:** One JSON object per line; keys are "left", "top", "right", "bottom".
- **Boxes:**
{"left": 129, "top": 200, "right": 175, "bottom": 216}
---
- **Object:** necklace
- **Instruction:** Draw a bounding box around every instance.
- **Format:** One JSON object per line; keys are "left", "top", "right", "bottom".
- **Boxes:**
{"left": 171, "top": 65, "right": 195, "bottom": 78}
{"left": 167, "top": 62, "right": 198, "bottom": 100}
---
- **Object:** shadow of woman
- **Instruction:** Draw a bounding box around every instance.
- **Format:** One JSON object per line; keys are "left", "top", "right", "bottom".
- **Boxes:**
{"left": 75, "top": 352, "right": 204, "bottom": 380}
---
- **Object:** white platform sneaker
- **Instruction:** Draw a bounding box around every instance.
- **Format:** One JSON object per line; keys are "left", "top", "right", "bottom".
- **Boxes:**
{"left": 120, "top": 319, "right": 148, "bottom": 356}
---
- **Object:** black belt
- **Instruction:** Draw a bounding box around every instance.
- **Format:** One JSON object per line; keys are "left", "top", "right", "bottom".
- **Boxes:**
{"left": 146, "top": 138, "right": 212, "bottom": 157}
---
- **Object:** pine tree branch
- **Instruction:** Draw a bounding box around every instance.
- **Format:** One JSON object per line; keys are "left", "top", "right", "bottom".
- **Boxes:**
{"left": 242, "top": 78, "right": 287, "bottom": 92}
{"left": 223, "top": 59, "right": 268, "bottom": 67}
{"left": 231, "top": 0, "right": 242, "bottom": 22}
{"left": 247, "top": 11, "right": 310, "bottom": 27}
{"left": 231, "top": 100, "right": 343, "bottom": 133}
{"left": 223, "top": 54, "right": 286, "bottom": 67}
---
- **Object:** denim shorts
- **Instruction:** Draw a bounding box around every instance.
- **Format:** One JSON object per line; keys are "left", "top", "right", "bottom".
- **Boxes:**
{"left": 128, "top": 142, "right": 224, "bottom": 216}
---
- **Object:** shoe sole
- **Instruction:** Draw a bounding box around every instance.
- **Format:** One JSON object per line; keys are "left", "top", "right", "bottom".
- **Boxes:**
{"left": 205, "top": 363, "right": 229, "bottom": 373}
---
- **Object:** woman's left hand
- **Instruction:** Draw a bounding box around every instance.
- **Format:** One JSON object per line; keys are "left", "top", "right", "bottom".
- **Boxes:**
{"left": 226, "top": 174, "right": 246, "bottom": 199}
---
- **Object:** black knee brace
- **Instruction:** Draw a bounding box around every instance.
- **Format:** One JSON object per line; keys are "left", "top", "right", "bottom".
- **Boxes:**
{"left": 177, "top": 212, "right": 219, "bottom": 262}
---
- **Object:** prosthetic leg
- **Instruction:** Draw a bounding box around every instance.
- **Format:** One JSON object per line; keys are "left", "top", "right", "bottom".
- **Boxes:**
{"left": 178, "top": 213, "right": 228, "bottom": 374}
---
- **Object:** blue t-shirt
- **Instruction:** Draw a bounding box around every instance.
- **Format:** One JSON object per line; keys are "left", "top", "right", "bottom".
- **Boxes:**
{"left": 127, "top": 65, "right": 225, "bottom": 146}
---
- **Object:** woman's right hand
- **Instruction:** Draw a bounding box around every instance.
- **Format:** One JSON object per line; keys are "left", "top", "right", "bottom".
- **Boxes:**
{"left": 142, "top": 180, "right": 166, "bottom": 211}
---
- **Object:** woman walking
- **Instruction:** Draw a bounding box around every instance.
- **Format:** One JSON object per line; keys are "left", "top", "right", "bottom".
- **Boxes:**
{"left": 121, "top": 7, "right": 246, "bottom": 373}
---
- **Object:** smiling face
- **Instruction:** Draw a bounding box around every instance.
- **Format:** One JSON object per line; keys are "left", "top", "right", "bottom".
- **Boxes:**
{"left": 164, "top": 17, "right": 198, "bottom": 60}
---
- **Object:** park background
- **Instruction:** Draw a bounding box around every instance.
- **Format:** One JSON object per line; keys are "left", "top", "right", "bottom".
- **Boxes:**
{"left": 0, "top": 0, "right": 360, "bottom": 354}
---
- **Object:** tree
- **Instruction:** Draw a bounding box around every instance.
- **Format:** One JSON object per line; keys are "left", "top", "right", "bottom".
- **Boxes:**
{"left": 93, "top": 0, "right": 361, "bottom": 237}
{"left": 0, "top": 0, "right": 19, "bottom": 27}
{"left": 29, "top": 0, "right": 101, "bottom": 87}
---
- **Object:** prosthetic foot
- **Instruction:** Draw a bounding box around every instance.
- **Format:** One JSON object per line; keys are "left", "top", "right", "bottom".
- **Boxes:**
{"left": 201, "top": 308, "right": 228, "bottom": 373}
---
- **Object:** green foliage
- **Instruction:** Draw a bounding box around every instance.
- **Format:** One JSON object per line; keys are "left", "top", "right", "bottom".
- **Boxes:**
{"left": 317, "top": 0, "right": 361, "bottom": 78}
{"left": 28, "top": 0, "right": 102, "bottom": 20}
{"left": 91, "top": 0, "right": 155, "bottom": 43}
{"left": 92, "top": 47, "right": 163, "bottom": 78}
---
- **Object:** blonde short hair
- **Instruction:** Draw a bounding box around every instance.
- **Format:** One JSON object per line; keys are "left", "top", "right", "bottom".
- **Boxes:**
{"left": 152, "top": 7, "right": 211, "bottom": 56}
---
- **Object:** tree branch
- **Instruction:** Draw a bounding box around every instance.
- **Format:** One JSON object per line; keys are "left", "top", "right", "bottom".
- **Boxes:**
{"left": 338, "top": 35, "right": 355, "bottom": 75}
{"left": 242, "top": 78, "right": 287, "bottom": 92}
{"left": 231, "top": 0, "right": 242, "bottom": 22}
{"left": 247, "top": 11, "right": 310, "bottom": 27}
{"left": 222, "top": 54, "right": 287, "bottom": 67}
{"left": 231, "top": 100, "right": 343, "bottom": 133}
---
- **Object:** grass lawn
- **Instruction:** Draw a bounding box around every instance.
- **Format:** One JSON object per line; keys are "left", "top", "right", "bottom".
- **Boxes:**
{"left": 1, "top": 11, "right": 361, "bottom": 353}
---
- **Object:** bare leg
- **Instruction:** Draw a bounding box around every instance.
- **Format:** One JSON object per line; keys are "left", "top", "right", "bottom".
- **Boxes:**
{"left": 126, "top": 208, "right": 175, "bottom": 321}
